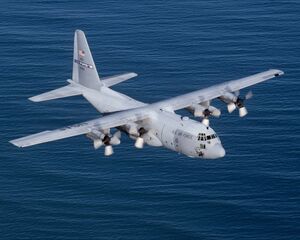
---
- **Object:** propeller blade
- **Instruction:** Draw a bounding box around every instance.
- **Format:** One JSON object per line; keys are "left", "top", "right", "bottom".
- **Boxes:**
{"left": 227, "top": 102, "right": 236, "bottom": 113}
{"left": 212, "top": 109, "right": 221, "bottom": 117}
{"left": 114, "top": 130, "right": 121, "bottom": 139}
{"left": 194, "top": 108, "right": 204, "bottom": 117}
{"left": 110, "top": 136, "right": 121, "bottom": 145}
{"left": 209, "top": 107, "right": 221, "bottom": 117}
{"left": 93, "top": 139, "right": 103, "bottom": 149}
{"left": 245, "top": 90, "right": 253, "bottom": 100}
{"left": 128, "top": 125, "right": 139, "bottom": 136}
{"left": 202, "top": 118, "right": 210, "bottom": 127}
{"left": 200, "top": 100, "right": 210, "bottom": 108}
{"left": 104, "top": 145, "right": 114, "bottom": 156}
{"left": 102, "top": 128, "right": 111, "bottom": 135}
{"left": 234, "top": 90, "right": 240, "bottom": 97}
{"left": 134, "top": 137, "right": 144, "bottom": 149}
{"left": 239, "top": 107, "right": 248, "bottom": 117}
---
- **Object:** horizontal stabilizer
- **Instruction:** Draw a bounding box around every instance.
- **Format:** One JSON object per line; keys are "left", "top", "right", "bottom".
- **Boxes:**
{"left": 29, "top": 84, "right": 81, "bottom": 102}
{"left": 102, "top": 72, "right": 137, "bottom": 87}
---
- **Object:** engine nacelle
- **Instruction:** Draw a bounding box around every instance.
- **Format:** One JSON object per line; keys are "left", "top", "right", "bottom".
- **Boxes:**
{"left": 219, "top": 92, "right": 237, "bottom": 103}
{"left": 123, "top": 123, "right": 139, "bottom": 136}
{"left": 190, "top": 105, "right": 206, "bottom": 117}
{"left": 188, "top": 104, "right": 221, "bottom": 118}
{"left": 86, "top": 130, "right": 105, "bottom": 141}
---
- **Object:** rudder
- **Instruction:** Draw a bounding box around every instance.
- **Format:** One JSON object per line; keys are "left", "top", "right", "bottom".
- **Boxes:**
{"left": 72, "top": 30, "right": 102, "bottom": 90}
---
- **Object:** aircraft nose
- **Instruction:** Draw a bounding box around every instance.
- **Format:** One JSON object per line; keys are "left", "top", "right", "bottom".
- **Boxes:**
{"left": 206, "top": 143, "right": 226, "bottom": 159}
{"left": 215, "top": 143, "right": 226, "bottom": 158}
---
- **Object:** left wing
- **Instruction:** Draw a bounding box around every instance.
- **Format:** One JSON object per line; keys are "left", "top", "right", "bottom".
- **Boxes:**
{"left": 154, "top": 69, "right": 284, "bottom": 111}
{"left": 10, "top": 107, "right": 151, "bottom": 148}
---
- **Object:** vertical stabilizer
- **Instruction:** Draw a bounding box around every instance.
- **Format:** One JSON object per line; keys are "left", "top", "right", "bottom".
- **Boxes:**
{"left": 72, "top": 30, "right": 102, "bottom": 90}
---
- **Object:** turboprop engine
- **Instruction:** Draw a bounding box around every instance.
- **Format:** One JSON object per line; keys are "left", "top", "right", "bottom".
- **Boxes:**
{"left": 219, "top": 90, "right": 253, "bottom": 117}
{"left": 86, "top": 129, "right": 121, "bottom": 156}
{"left": 188, "top": 102, "right": 221, "bottom": 126}
{"left": 123, "top": 124, "right": 162, "bottom": 148}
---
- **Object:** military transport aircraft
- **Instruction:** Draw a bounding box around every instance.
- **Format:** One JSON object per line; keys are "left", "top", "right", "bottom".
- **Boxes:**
{"left": 10, "top": 30, "right": 284, "bottom": 159}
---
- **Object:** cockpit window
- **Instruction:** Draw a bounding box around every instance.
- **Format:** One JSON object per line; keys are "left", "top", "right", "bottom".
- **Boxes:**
{"left": 198, "top": 133, "right": 206, "bottom": 141}
{"left": 208, "top": 134, "right": 217, "bottom": 140}
{"left": 198, "top": 133, "right": 218, "bottom": 141}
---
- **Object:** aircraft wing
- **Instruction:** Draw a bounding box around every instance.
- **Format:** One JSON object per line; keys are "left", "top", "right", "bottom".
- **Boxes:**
{"left": 155, "top": 69, "right": 284, "bottom": 111}
{"left": 10, "top": 107, "right": 151, "bottom": 148}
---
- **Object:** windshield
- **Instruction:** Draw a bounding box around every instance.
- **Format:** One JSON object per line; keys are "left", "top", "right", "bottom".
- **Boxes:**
{"left": 207, "top": 134, "right": 218, "bottom": 140}
{"left": 198, "top": 133, "right": 217, "bottom": 141}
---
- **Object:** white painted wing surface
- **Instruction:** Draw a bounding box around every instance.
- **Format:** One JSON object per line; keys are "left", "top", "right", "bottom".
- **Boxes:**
{"left": 155, "top": 69, "right": 284, "bottom": 111}
{"left": 10, "top": 107, "right": 152, "bottom": 148}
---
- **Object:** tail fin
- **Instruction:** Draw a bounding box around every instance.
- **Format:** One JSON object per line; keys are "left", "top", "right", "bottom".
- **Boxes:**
{"left": 29, "top": 30, "right": 137, "bottom": 103}
{"left": 72, "top": 30, "right": 102, "bottom": 90}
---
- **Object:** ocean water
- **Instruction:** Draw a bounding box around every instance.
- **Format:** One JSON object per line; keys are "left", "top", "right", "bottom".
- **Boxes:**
{"left": 1, "top": 0, "right": 299, "bottom": 239}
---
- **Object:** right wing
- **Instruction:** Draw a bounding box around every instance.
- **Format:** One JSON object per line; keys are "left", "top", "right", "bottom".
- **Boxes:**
{"left": 154, "top": 69, "right": 284, "bottom": 111}
{"left": 10, "top": 107, "right": 151, "bottom": 148}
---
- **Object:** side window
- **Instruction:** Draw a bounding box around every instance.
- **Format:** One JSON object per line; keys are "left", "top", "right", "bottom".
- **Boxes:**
{"left": 198, "top": 133, "right": 207, "bottom": 141}
{"left": 200, "top": 144, "right": 206, "bottom": 149}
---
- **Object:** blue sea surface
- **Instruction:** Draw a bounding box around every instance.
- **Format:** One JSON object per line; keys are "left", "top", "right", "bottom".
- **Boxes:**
{"left": 1, "top": 0, "right": 299, "bottom": 239}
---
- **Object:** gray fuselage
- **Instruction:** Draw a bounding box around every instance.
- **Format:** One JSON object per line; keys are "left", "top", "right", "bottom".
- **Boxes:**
{"left": 82, "top": 85, "right": 225, "bottom": 159}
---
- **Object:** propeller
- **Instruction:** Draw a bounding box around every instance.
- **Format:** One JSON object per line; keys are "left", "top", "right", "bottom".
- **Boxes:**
{"left": 224, "top": 90, "right": 253, "bottom": 117}
{"left": 192, "top": 101, "right": 221, "bottom": 126}
{"left": 134, "top": 127, "right": 147, "bottom": 149}
{"left": 88, "top": 130, "right": 121, "bottom": 156}
{"left": 234, "top": 90, "right": 253, "bottom": 117}
{"left": 201, "top": 107, "right": 221, "bottom": 126}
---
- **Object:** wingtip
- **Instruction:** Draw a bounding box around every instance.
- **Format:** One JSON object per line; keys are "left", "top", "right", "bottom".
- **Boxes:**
{"left": 130, "top": 72, "right": 138, "bottom": 78}
{"left": 9, "top": 139, "right": 22, "bottom": 148}
{"left": 270, "top": 69, "right": 284, "bottom": 76}
{"left": 28, "top": 96, "right": 39, "bottom": 102}
{"left": 75, "top": 29, "right": 85, "bottom": 36}
{"left": 277, "top": 70, "right": 284, "bottom": 76}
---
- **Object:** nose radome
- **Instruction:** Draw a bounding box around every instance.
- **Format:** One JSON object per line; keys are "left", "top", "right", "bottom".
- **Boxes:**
{"left": 207, "top": 143, "right": 225, "bottom": 159}
{"left": 217, "top": 144, "right": 226, "bottom": 158}
{"left": 214, "top": 143, "right": 225, "bottom": 158}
